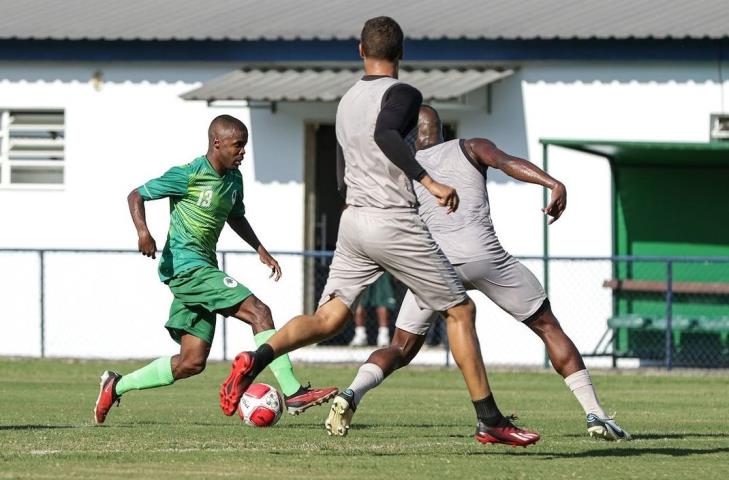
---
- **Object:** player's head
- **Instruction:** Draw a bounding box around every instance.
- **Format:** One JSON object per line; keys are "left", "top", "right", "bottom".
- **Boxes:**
{"left": 359, "top": 16, "right": 404, "bottom": 62}
{"left": 208, "top": 115, "right": 248, "bottom": 170}
{"left": 415, "top": 105, "right": 443, "bottom": 151}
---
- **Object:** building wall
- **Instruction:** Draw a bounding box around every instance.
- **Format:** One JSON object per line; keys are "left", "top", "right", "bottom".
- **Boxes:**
{"left": 0, "top": 62, "right": 310, "bottom": 359}
{"left": 460, "top": 62, "right": 725, "bottom": 366}
{"left": 1, "top": 61, "right": 725, "bottom": 365}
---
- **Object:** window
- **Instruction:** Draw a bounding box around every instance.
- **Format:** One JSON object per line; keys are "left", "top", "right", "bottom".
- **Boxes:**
{"left": 710, "top": 113, "right": 729, "bottom": 142}
{"left": 0, "top": 109, "right": 65, "bottom": 187}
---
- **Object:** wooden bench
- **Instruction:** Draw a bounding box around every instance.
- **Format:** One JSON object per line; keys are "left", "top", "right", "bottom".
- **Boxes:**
{"left": 602, "top": 279, "right": 729, "bottom": 295}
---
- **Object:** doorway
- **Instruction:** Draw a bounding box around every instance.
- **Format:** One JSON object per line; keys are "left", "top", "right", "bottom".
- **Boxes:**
{"left": 302, "top": 121, "right": 458, "bottom": 345}
{"left": 303, "top": 124, "right": 345, "bottom": 314}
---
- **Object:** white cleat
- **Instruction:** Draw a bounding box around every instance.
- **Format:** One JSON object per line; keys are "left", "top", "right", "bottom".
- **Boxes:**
{"left": 325, "top": 389, "right": 356, "bottom": 437}
{"left": 587, "top": 413, "right": 632, "bottom": 441}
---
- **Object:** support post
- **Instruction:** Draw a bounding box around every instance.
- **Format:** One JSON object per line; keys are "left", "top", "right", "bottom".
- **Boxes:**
{"left": 665, "top": 260, "right": 674, "bottom": 371}
{"left": 39, "top": 250, "right": 46, "bottom": 358}
{"left": 221, "top": 252, "right": 228, "bottom": 362}
{"left": 443, "top": 317, "right": 451, "bottom": 368}
{"left": 542, "top": 143, "right": 550, "bottom": 369}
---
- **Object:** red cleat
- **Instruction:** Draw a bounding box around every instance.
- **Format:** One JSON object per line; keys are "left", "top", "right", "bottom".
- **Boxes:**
{"left": 94, "top": 371, "right": 122, "bottom": 425}
{"left": 475, "top": 416, "right": 540, "bottom": 447}
{"left": 220, "top": 352, "right": 255, "bottom": 416}
{"left": 285, "top": 384, "right": 339, "bottom": 415}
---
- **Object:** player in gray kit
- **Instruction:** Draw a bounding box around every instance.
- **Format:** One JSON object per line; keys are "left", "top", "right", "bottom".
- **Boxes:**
{"left": 219, "top": 16, "right": 539, "bottom": 447}
{"left": 331, "top": 105, "right": 632, "bottom": 442}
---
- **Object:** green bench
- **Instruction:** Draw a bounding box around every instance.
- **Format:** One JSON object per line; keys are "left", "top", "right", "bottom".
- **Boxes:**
{"left": 607, "top": 315, "right": 729, "bottom": 367}
{"left": 598, "top": 278, "right": 729, "bottom": 367}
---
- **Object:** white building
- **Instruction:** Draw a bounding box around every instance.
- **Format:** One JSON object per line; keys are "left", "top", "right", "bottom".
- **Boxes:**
{"left": 1, "top": 1, "right": 727, "bottom": 366}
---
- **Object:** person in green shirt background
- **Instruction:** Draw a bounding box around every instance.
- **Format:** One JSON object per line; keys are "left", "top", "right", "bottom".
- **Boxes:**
{"left": 94, "top": 115, "right": 337, "bottom": 424}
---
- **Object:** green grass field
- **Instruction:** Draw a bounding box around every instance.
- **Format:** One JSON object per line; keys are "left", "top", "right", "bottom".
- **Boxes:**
{"left": 2, "top": 358, "right": 728, "bottom": 479}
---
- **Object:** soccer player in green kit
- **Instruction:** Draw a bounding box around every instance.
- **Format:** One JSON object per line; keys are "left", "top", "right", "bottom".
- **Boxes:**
{"left": 94, "top": 115, "right": 337, "bottom": 424}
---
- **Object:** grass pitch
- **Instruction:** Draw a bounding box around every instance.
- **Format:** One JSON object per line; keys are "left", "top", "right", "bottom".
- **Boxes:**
{"left": 1, "top": 358, "right": 728, "bottom": 479}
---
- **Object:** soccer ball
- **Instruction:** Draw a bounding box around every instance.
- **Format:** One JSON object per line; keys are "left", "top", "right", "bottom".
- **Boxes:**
{"left": 237, "top": 383, "right": 284, "bottom": 427}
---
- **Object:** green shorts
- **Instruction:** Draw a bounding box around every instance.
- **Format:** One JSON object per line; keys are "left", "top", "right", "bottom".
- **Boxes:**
{"left": 165, "top": 265, "right": 253, "bottom": 345}
{"left": 360, "top": 273, "right": 397, "bottom": 310}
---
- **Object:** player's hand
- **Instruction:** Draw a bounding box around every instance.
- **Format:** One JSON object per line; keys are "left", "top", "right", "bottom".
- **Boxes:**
{"left": 543, "top": 182, "right": 567, "bottom": 224}
{"left": 138, "top": 232, "right": 157, "bottom": 259}
{"left": 257, "top": 246, "right": 282, "bottom": 281}
{"left": 424, "top": 178, "right": 459, "bottom": 213}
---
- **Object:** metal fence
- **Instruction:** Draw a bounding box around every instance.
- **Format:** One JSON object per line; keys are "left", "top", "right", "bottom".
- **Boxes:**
{"left": 1, "top": 248, "right": 728, "bottom": 369}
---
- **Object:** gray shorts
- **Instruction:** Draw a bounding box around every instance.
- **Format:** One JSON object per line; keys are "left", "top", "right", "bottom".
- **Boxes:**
{"left": 319, "top": 206, "right": 466, "bottom": 313}
{"left": 395, "top": 253, "right": 547, "bottom": 335}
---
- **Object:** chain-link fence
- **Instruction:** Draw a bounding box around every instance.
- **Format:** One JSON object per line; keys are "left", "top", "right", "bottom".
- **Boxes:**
{"left": 589, "top": 257, "right": 729, "bottom": 369}
{"left": 1, "top": 249, "right": 728, "bottom": 369}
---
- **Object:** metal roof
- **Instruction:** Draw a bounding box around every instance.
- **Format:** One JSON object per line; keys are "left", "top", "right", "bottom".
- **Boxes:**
{"left": 181, "top": 67, "right": 514, "bottom": 102}
{"left": 541, "top": 139, "right": 729, "bottom": 167}
{"left": 2, "top": 0, "right": 729, "bottom": 41}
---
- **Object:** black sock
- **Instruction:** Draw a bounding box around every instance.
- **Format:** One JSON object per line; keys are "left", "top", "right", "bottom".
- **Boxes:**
{"left": 473, "top": 394, "right": 504, "bottom": 427}
{"left": 287, "top": 385, "right": 308, "bottom": 398}
{"left": 250, "top": 343, "right": 275, "bottom": 378}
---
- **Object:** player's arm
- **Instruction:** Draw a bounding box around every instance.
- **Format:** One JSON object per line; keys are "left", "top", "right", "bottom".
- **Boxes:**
{"left": 128, "top": 189, "right": 157, "bottom": 258}
{"left": 130, "top": 165, "right": 189, "bottom": 258}
{"left": 465, "top": 138, "right": 567, "bottom": 224}
{"left": 227, "top": 216, "right": 282, "bottom": 281}
{"left": 374, "top": 84, "right": 459, "bottom": 212}
{"left": 227, "top": 173, "right": 281, "bottom": 280}
{"left": 336, "top": 141, "right": 347, "bottom": 199}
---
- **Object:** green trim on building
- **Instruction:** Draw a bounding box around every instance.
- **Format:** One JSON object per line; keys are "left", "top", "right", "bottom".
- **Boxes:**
{"left": 540, "top": 139, "right": 729, "bottom": 319}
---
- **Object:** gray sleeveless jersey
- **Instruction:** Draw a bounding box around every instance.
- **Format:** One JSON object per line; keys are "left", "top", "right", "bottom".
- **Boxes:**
{"left": 336, "top": 78, "right": 417, "bottom": 209}
{"left": 414, "top": 139, "right": 499, "bottom": 264}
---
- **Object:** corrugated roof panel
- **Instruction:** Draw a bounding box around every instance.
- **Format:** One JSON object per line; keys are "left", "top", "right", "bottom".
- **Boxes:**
{"left": 180, "top": 68, "right": 514, "bottom": 102}
{"left": 1, "top": 0, "right": 728, "bottom": 41}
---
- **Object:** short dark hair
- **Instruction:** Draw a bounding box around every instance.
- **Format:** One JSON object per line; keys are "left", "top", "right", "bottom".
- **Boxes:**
{"left": 360, "top": 16, "right": 403, "bottom": 61}
{"left": 208, "top": 114, "right": 247, "bottom": 141}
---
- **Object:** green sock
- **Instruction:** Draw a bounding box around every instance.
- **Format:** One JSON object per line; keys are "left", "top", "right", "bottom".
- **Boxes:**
{"left": 254, "top": 329, "right": 302, "bottom": 397}
{"left": 115, "top": 357, "right": 175, "bottom": 396}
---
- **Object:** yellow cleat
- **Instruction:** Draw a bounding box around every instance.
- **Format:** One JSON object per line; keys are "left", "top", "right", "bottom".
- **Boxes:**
{"left": 325, "top": 389, "right": 356, "bottom": 436}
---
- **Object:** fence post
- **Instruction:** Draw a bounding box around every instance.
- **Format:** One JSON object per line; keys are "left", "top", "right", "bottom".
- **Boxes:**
{"left": 443, "top": 319, "right": 451, "bottom": 367}
{"left": 39, "top": 250, "right": 46, "bottom": 358}
{"left": 665, "top": 260, "right": 674, "bottom": 371}
{"left": 221, "top": 252, "right": 228, "bottom": 362}
{"left": 542, "top": 143, "right": 550, "bottom": 369}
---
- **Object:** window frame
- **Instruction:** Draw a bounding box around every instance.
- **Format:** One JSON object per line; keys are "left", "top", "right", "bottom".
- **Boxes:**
{"left": 0, "top": 108, "right": 65, "bottom": 190}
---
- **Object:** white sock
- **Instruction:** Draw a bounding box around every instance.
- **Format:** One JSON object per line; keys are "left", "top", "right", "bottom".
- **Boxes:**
{"left": 564, "top": 369, "right": 606, "bottom": 418}
{"left": 353, "top": 326, "right": 366, "bottom": 337}
{"left": 348, "top": 363, "right": 385, "bottom": 407}
{"left": 378, "top": 326, "right": 389, "bottom": 337}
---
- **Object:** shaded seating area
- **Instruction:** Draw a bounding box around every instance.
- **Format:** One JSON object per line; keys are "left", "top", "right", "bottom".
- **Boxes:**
{"left": 541, "top": 140, "right": 729, "bottom": 367}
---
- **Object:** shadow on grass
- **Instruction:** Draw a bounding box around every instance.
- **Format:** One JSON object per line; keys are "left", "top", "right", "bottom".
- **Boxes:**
{"left": 0, "top": 424, "right": 81, "bottom": 430}
{"left": 466, "top": 447, "right": 729, "bottom": 458}
{"left": 563, "top": 432, "right": 729, "bottom": 440}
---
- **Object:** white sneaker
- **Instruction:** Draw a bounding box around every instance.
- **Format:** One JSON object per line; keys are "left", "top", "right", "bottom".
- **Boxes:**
{"left": 325, "top": 389, "right": 356, "bottom": 437}
{"left": 586, "top": 413, "right": 632, "bottom": 441}
{"left": 350, "top": 333, "right": 367, "bottom": 347}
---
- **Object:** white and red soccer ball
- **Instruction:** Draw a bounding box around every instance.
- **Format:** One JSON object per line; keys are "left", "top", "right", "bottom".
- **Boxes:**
{"left": 237, "top": 383, "right": 284, "bottom": 427}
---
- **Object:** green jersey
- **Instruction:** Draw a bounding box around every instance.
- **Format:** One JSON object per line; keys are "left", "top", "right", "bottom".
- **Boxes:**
{"left": 139, "top": 155, "right": 245, "bottom": 282}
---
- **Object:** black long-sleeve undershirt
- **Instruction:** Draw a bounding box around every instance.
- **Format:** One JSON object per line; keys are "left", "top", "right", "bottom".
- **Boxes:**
{"left": 373, "top": 82, "right": 427, "bottom": 181}
{"left": 336, "top": 80, "right": 427, "bottom": 199}
{"left": 336, "top": 142, "right": 346, "bottom": 198}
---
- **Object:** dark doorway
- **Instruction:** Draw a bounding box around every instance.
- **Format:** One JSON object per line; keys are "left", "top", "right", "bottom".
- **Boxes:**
{"left": 303, "top": 121, "right": 457, "bottom": 346}
{"left": 313, "top": 124, "right": 345, "bottom": 252}
{"left": 303, "top": 124, "right": 344, "bottom": 316}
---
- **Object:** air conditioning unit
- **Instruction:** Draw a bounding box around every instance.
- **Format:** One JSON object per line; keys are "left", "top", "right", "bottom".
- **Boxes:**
{"left": 709, "top": 113, "right": 729, "bottom": 141}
